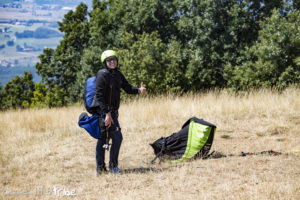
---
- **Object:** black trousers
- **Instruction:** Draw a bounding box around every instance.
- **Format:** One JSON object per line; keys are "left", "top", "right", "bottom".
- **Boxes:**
{"left": 95, "top": 111, "right": 123, "bottom": 170}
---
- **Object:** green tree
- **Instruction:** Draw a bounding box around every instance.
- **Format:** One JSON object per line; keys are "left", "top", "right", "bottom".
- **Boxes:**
{"left": 163, "top": 39, "right": 187, "bottom": 92}
{"left": 73, "top": 0, "right": 112, "bottom": 99}
{"left": 75, "top": 46, "right": 104, "bottom": 101}
{"left": 118, "top": 32, "right": 182, "bottom": 93}
{"left": 32, "top": 0, "right": 299, "bottom": 108}
{"left": 2, "top": 72, "right": 34, "bottom": 109}
{"left": 45, "top": 84, "right": 67, "bottom": 108}
{"left": 30, "top": 82, "right": 47, "bottom": 108}
{"left": 35, "top": 3, "right": 90, "bottom": 104}
{"left": 225, "top": 9, "right": 300, "bottom": 90}
{"left": 176, "top": 0, "right": 289, "bottom": 90}
{"left": 89, "top": 0, "right": 178, "bottom": 48}
{"left": 111, "top": 0, "right": 178, "bottom": 43}
{"left": 177, "top": 0, "right": 249, "bottom": 89}
{"left": 89, "top": 0, "right": 112, "bottom": 48}
{"left": 87, "top": 0, "right": 183, "bottom": 93}
{"left": 30, "top": 82, "right": 67, "bottom": 108}
{"left": 36, "top": 48, "right": 56, "bottom": 87}
{"left": 293, "top": 0, "right": 300, "bottom": 9}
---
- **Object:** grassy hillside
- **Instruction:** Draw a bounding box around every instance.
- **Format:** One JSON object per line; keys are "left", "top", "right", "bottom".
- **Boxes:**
{"left": 0, "top": 89, "right": 299, "bottom": 199}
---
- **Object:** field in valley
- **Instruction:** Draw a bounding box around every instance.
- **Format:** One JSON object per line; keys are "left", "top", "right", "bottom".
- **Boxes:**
{"left": 0, "top": 88, "right": 300, "bottom": 200}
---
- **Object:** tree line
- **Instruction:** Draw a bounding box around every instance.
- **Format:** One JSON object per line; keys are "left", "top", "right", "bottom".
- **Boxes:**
{"left": 0, "top": 0, "right": 299, "bottom": 110}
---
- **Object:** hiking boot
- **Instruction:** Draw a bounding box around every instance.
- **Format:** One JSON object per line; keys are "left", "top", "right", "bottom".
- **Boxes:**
{"left": 96, "top": 167, "right": 107, "bottom": 176}
{"left": 108, "top": 167, "right": 121, "bottom": 174}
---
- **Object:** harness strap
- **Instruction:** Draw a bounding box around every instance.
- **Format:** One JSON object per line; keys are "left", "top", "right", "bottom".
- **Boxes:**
{"left": 150, "top": 138, "right": 167, "bottom": 164}
{"left": 240, "top": 150, "right": 281, "bottom": 157}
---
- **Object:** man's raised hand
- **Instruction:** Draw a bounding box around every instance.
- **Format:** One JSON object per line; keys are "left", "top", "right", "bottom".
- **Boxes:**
{"left": 139, "top": 82, "right": 147, "bottom": 94}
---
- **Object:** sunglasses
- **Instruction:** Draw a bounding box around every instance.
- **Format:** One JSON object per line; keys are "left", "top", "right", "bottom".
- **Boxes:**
{"left": 106, "top": 57, "right": 117, "bottom": 62}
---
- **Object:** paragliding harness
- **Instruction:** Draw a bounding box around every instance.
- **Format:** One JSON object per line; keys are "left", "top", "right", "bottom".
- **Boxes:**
{"left": 78, "top": 71, "right": 113, "bottom": 151}
{"left": 78, "top": 77, "right": 101, "bottom": 139}
{"left": 84, "top": 76, "right": 98, "bottom": 115}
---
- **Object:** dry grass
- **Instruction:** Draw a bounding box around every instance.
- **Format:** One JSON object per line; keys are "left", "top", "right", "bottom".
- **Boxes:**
{"left": 0, "top": 88, "right": 300, "bottom": 200}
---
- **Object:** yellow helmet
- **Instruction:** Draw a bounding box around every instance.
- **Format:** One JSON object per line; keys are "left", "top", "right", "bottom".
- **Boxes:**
{"left": 101, "top": 50, "right": 118, "bottom": 62}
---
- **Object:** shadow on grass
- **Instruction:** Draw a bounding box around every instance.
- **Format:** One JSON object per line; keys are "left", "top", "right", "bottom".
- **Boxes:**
{"left": 121, "top": 152, "right": 229, "bottom": 174}
{"left": 121, "top": 150, "right": 282, "bottom": 174}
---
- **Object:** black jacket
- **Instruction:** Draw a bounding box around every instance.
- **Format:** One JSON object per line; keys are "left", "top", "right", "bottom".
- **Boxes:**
{"left": 95, "top": 68, "right": 139, "bottom": 114}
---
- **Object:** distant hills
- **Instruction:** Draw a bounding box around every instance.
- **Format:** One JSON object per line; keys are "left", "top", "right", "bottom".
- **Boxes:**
{"left": 1, "top": 0, "right": 92, "bottom": 8}
{"left": 0, "top": 0, "right": 92, "bottom": 85}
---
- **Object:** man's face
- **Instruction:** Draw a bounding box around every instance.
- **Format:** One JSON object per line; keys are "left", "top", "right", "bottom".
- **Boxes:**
{"left": 105, "top": 56, "right": 118, "bottom": 69}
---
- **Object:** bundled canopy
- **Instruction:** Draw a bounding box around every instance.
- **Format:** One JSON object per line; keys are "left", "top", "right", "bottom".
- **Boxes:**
{"left": 78, "top": 112, "right": 101, "bottom": 139}
{"left": 150, "top": 117, "right": 216, "bottom": 162}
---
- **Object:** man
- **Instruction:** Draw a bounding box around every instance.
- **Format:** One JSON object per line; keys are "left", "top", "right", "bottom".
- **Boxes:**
{"left": 95, "top": 50, "right": 146, "bottom": 175}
